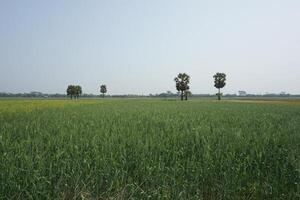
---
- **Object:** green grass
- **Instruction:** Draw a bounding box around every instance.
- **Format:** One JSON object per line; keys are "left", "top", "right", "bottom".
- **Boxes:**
{"left": 0, "top": 99, "right": 299, "bottom": 199}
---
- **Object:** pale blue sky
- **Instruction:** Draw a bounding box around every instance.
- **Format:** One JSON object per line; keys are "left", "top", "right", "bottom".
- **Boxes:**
{"left": 0, "top": 0, "right": 299, "bottom": 95}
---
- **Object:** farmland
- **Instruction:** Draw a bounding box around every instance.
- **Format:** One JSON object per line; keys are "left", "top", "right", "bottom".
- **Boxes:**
{"left": 0, "top": 99, "right": 299, "bottom": 199}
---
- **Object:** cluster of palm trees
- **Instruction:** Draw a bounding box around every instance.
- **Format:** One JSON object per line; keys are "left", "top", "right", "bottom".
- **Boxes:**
{"left": 174, "top": 73, "right": 191, "bottom": 101}
{"left": 174, "top": 72, "right": 226, "bottom": 101}
{"left": 66, "top": 72, "right": 226, "bottom": 100}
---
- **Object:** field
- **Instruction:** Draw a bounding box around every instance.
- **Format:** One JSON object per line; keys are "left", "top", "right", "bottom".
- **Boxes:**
{"left": 0, "top": 99, "right": 299, "bottom": 199}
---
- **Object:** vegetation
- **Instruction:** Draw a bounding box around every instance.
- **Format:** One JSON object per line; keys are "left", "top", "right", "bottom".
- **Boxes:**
{"left": 66, "top": 85, "right": 82, "bottom": 99}
{"left": 100, "top": 85, "right": 107, "bottom": 98}
{"left": 213, "top": 73, "right": 226, "bottom": 100}
{"left": 0, "top": 99, "right": 299, "bottom": 199}
{"left": 174, "top": 73, "right": 190, "bottom": 101}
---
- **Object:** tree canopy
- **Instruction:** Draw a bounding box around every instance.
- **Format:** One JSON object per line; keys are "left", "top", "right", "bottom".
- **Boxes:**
{"left": 174, "top": 73, "right": 190, "bottom": 100}
{"left": 100, "top": 85, "right": 107, "bottom": 97}
{"left": 67, "top": 85, "right": 82, "bottom": 99}
{"left": 213, "top": 73, "right": 226, "bottom": 100}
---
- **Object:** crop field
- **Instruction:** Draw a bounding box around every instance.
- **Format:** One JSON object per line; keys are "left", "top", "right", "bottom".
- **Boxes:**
{"left": 0, "top": 99, "right": 299, "bottom": 199}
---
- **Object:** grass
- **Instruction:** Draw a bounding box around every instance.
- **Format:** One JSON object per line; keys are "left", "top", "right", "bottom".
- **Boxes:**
{"left": 0, "top": 99, "right": 299, "bottom": 199}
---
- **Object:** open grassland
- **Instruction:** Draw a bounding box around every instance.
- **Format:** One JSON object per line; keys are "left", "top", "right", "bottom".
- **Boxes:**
{"left": 0, "top": 99, "right": 299, "bottom": 199}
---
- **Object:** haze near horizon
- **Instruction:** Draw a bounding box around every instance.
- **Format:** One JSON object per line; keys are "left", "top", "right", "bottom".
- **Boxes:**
{"left": 0, "top": 0, "right": 299, "bottom": 95}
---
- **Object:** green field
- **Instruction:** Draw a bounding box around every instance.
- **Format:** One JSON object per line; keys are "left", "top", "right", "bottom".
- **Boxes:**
{"left": 0, "top": 99, "right": 299, "bottom": 199}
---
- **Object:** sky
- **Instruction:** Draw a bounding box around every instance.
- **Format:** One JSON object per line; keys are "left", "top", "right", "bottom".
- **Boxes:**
{"left": 0, "top": 0, "right": 299, "bottom": 95}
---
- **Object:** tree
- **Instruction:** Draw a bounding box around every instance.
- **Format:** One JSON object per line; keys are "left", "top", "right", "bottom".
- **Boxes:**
{"left": 213, "top": 72, "right": 226, "bottom": 100}
{"left": 174, "top": 73, "right": 190, "bottom": 101}
{"left": 74, "top": 85, "right": 82, "bottom": 99}
{"left": 67, "top": 85, "right": 75, "bottom": 99}
{"left": 100, "top": 85, "right": 107, "bottom": 98}
{"left": 66, "top": 85, "right": 82, "bottom": 99}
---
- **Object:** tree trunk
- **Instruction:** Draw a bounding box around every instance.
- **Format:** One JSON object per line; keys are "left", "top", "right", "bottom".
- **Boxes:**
{"left": 181, "top": 91, "right": 183, "bottom": 101}
{"left": 218, "top": 88, "right": 221, "bottom": 100}
{"left": 185, "top": 92, "right": 187, "bottom": 101}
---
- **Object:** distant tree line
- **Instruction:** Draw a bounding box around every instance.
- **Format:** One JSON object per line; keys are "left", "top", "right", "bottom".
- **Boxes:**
{"left": 0, "top": 92, "right": 295, "bottom": 98}
{"left": 0, "top": 92, "right": 66, "bottom": 98}
{"left": 1, "top": 73, "right": 297, "bottom": 99}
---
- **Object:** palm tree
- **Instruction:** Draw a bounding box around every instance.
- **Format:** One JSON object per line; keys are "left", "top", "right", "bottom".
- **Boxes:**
{"left": 100, "top": 85, "right": 107, "bottom": 98}
{"left": 213, "top": 72, "right": 226, "bottom": 100}
{"left": 174, "top": 73, "right": 190, "bottom": 101}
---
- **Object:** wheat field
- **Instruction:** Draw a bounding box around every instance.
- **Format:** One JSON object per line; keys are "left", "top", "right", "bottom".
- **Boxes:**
{"left": 0, "top": 99, "right": 299, "bottom": 199}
